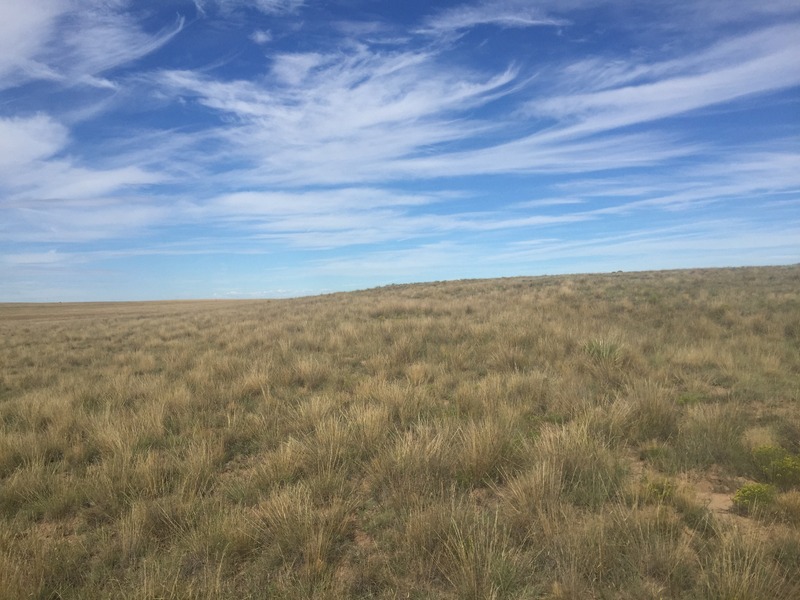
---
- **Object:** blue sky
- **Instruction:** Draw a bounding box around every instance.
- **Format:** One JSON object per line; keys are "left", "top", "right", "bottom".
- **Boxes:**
{"left": 1, "top": 0, "right": 799, "bottom": 301}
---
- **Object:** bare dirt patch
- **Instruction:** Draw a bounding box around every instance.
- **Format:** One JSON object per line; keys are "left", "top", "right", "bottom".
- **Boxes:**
{"left": 688, "top": 468, "right": 754, "bottom": 518}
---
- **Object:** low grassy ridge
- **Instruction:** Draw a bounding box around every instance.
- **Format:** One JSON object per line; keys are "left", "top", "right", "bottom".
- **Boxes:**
{"left": 1, "top": 266, "right": 799, "bottom": 598}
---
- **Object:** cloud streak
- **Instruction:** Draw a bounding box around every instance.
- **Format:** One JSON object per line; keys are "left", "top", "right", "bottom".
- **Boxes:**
{"left": 0, "top": 0, "right": 183, "bottom": 91}
{"left": 419, "top": 1, "right": 568, "bottom": 35}
{"left": 528, "top": 25, "right": 800, "bottom": 140}
{"left": 147, "top": 17, "right": 800, "bottom": 190}
{"left": 156, "top": 47, "right": 520, "bottom": 185}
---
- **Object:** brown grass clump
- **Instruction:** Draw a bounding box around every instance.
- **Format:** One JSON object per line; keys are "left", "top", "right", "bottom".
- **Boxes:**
{"left": 1, "top": 265, "right": 799, "bottom": 598}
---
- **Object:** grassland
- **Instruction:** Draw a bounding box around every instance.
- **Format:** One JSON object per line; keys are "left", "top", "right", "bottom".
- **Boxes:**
{"left": 1, "top": 266, "right": 799, "bottom": 599}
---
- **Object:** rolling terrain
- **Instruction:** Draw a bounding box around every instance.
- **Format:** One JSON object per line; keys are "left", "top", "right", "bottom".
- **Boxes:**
{"left": 1, "top": 266, "right": 799, "bottom": 598}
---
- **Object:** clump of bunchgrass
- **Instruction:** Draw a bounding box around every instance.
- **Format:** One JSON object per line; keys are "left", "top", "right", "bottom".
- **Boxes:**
{"left": 438, "top": 511, "right": 523, "bottom": 599}
{"left": 698, "top": 526, "right": 799, "bottom": 599}
{"left": 402, "top": 500, "right": 526, "bottom": 599}
{"left": 250, "top": 481, "right": 357, "bottom": 582}
{"left": 675, "top": 403, "right": 749, "bottom": 472}
{"left": 622, "top": 379, "right": 680, "bottom": 443}
{"left": 455, "top": 413, "right": 525, "bottom": 486}
{"left": 534, "top": 421, "right": 629, "bottom": 509}
{"left": 582, "top": 337, "right": 632, "bottom": 390}
{"left": 367, "top": 421, "right": 459, "bottom": 508}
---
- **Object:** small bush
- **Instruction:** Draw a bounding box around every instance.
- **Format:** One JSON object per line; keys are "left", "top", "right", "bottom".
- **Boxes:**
{"left": 732, "top": 483, "right": 776, "bottom": 515}
{"left": 752, "top": 446, "right": 800, "bottom": 489}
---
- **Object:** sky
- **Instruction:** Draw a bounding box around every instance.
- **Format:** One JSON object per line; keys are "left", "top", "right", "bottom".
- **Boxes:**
{"left": 1, "top": 0, "right": 799, "bottom": 302}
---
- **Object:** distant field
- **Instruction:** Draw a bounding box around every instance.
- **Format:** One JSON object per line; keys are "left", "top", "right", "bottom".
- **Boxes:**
{"left": 1, "top": 266, "right": 799, "bottom": 599}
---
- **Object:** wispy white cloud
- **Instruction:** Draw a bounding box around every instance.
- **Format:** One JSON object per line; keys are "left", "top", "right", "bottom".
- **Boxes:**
{"left": 308, "top": 216, "right": 800, "bottom": 286}
{"left": 419, "top": 0, "right": 568, "bottom": 35}
{"left": 182, "top": 186, "right": 589, "bottom": 250}
{"left": 677, "top": 0, "right": 800, "bottom": 25}
{"left": 3, "top": 197, "right": 170, "bottom": 244}
{"left": 527, "top": 25, "right": 800, "bottom": 140}
{"left": 554, "top": 148, "right": 800, "bottom": 215}
{"left": 253, "top": 0, "right": 305, "bottom": 14}
{"left": 250, "top": 29, "right": 272, "bottom": 44}
{"left": 513, "top": 198, "right": 587, "bottom": 209}
{"left": 192, "top": 0, "right": 207, "bottom": 18}
{"left": 0, "top": 113, "right": 166, "bottom": 225}
{"left": 0, "top": 0, "right": 65, "bottom": 89}
{"left": 213, "top": 0, "right": 306, "bottom": 15}
{"left": 157, "top": 46, "right": 520, "bottom": 185}
{"left": 0, "top": 114, "right": 169, "bottom": 245}
{"left": 504, "top": 0, "right": 800, "bottom": 27}
{"left": 415, "top": 0, "right": 797, "bottom": 45}
{"left": 205, "top": 188, "right": 437, "bottom": 217}
{"left": 0, "top": 0, "right": 184, "bottom": 91}
{"left": 499, "top": 219, "right": 800, "bottom": 269}
{"left": 147, "top": 15, "right": 800, "bottom": 191}
{"left": 311, "top": 241, "right": 479, "bottom": 281}
{"left": 0, "top": 114, "right": 68, "bottom": 173}
{"left": 54, "top": 9, "right": 184, "bottom": 84}
{"left": 386, "top": 132, "right": 697, "bottom": 180}
{"left": 2, "top": 249, "right": 69, "bottom": 267}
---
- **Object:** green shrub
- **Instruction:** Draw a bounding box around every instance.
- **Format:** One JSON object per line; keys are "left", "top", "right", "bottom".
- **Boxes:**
{"left": 732, "top": 483, "right": 776, "bottom": 515}
{"left": 752, "top": 446, "right": 800, "bottom": 489}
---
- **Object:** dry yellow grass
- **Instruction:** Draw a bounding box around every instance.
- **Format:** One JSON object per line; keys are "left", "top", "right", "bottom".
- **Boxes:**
{"left": 1, "top": 266, "right": 799, "bottom": 598}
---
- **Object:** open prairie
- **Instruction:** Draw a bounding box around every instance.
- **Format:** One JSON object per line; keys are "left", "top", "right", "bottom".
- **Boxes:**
{"left": 1, "top": 266, "right": 799, "bottom": 599}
